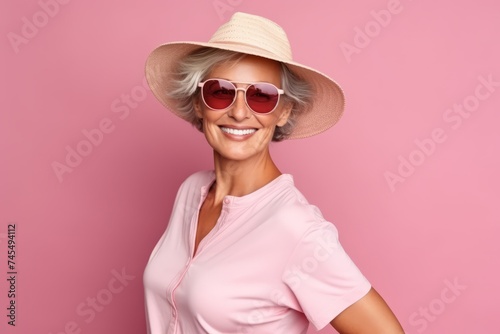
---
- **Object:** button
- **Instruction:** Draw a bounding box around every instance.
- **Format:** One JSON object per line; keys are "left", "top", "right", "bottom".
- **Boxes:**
{"left": 223, "top": 198, "right": 230, "bottom": 204}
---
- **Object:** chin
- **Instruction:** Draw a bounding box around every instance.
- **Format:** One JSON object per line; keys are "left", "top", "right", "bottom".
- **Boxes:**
{"left": 216, "top": 149, "right": 259, "bottom": 162}
{"left": 213, "top": 141, "right": 270, "bottom": 162}
{"left": 208, "top": 133, "right": 273, "bottom": 163}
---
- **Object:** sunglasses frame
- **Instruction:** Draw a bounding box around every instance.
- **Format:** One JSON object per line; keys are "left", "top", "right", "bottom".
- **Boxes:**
{"left": 198, "top": 78, "right": 285, "bottom": 115}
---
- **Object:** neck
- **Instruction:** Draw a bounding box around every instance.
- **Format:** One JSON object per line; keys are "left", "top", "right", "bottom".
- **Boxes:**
{"left": 210, "top": 149, "right": 281, "bottom": 204}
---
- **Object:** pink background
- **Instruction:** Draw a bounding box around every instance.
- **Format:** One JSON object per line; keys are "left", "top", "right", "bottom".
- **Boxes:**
{"left": 1, "top": 0, "right": 499, "bottom": 333}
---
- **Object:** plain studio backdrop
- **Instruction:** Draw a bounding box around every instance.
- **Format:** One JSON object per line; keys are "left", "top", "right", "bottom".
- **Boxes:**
{"left": 1, "top": 0, "right": 499, "bottom": 333}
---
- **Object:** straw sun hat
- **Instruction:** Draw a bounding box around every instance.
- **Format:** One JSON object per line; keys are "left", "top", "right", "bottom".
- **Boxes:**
{"left": 145, "top": 12, "right": 345, "bottom": 139}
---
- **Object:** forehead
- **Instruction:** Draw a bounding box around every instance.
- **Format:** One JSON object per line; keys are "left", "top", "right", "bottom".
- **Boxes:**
{"left": 209, "top": 55, "right": 282, "bottom": 85}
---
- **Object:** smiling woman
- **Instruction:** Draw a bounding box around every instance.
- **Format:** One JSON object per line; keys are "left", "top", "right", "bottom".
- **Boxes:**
{"left": 143, "top": 12, "right": 404, "bottom": 334}
{"left": 194, "top": 55, "right": 292, "bottom": 163}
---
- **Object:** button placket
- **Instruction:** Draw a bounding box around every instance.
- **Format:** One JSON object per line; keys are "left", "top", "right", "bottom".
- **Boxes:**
{"left": 168, "top": 320, "right": 176, "bottom": 334}
{"left": 169, "top": 255, "right": 194, "bottom": 332}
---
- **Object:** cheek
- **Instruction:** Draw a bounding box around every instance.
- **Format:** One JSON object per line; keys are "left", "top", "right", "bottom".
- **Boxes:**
{"left": 201, "top": 110, "right": 220, "bottom": 124}
{"left": 199, "top": 111, "right": 224, "bottom": 138}
{"left": 257, "top": 111, "right": 288, "bottom": 129}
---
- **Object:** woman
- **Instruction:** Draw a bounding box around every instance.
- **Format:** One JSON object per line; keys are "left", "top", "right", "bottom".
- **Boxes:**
{"left": 143, "top": 12, "right": 404, "bottom": 334}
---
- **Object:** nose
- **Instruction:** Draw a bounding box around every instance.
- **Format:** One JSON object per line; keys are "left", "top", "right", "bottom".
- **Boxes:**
{"left": 228, "top": 88, "right": 251, "bottom": 121}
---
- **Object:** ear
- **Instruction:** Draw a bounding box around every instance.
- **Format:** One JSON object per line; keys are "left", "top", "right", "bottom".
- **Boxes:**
{"left": 276, "top": 102, "right": 293, "bottom": 127}
{"left": 194, "top": 97, "right": 203, "bottom": 118}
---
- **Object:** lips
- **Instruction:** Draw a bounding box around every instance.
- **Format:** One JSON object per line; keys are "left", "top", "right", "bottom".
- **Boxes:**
{"left": 220, "top": 126, "right": 257, "bottom": 136}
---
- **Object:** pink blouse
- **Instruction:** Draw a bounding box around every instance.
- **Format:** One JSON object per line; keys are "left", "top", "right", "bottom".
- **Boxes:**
{"left": 143, "top": 170, "right": 371, "bottom": 333}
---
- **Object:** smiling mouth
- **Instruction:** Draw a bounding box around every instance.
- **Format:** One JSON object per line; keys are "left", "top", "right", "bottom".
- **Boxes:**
{"left": 220, "top": 127, "right": 257, "bottom": 136}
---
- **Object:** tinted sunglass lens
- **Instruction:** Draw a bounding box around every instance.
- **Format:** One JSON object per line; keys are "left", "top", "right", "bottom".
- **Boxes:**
{"left": 246, "top": 84, "right": 280, "bottom": 113}
{"left": 202, "top": 80, "right": 235, "bottom": 110}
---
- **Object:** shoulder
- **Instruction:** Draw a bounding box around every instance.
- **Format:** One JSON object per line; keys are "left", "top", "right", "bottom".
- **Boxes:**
{"left": 267, "top": 177, "right": 336, "bottom": 241}
{"left": 271, "top": 177, "right": 324, "bottom": 221}
{"left": 170, "top": 170, "right": 215, "bottom": 205}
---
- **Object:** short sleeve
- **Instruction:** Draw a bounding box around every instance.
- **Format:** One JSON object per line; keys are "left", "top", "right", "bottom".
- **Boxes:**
{"left": 282, "top": 220, "right": 371, "bottom": 330}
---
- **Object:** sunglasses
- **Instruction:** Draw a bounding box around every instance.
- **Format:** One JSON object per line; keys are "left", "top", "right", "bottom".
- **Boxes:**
{"left": 198, "top": 78, "right": 285, "bottom": 114}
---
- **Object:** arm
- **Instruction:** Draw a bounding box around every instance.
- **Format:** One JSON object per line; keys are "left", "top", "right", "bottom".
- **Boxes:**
{"left": 330, "top": 288, "right": 405, "bottom": 334}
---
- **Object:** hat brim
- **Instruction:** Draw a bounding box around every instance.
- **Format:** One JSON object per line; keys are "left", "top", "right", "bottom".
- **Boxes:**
{"left": 145, "top": 41, "right": 345, "bottom": 139}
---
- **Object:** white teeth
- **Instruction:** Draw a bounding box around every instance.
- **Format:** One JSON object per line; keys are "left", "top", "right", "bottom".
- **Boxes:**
{"left": 221, "top": 127, "right": 256, "bottom": 136}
